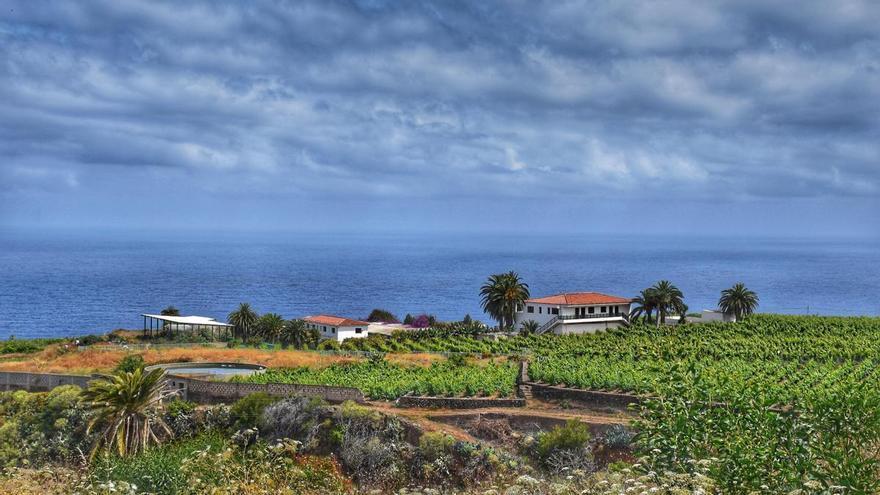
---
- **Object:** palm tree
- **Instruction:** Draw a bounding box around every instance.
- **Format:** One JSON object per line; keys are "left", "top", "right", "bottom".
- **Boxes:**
{"left": 520, "top": 320, "right": 540, "bottom": 335}
{"left": 228, "top": 303, "right": 259, "bottom": 341}
{"left": 256, "top": 313, "right": 285, "bottom": 343}
{"left": 282, "top": 319, "right": 309, "bottom": 349}
{"left": 81, "top": 367, "right": 173, "bottom": 460}
{"left": 479, "top": 271, "right": 530, "bottom": 331}
{"left": 651, "top": 280, "right": 685, "bottom": 326}
{"left": 629, "top": 288, "right": 658, "bottom": 323}
{"left": 719, "top": 283, "right": 759, "bottom": 321}
{"left": 305, "top": 327, "right": 320, "bottom": 349}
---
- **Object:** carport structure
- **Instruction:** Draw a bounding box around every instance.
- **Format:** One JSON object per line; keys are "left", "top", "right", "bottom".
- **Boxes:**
{"left": 141, "top": 313, "right": 234, "bottom": 340}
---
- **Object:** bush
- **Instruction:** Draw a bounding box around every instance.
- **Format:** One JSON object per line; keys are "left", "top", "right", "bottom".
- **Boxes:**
{"left": 602, "top": 424, "right": 634, "bottom": 448}
{"left": 317, "top": 339, "right": 341, "bottom": 351}
{"left": 226, "top": 338, "right": 241, "bottom": 348}
{"left": 230, "top": 393, "right": 278, "bottom": 429}
{"left": 535, "top": 419, "right": 592, "bottom": 469}
{"left": 87, "top": 431, "right": 227, "bottom": 494}
{"left": 536, "top": 420, "right": 590, "bottom": 457}
{"left": 113, "top": 354, "right": 145, "bottom": 373}
{"left": 165, "top": 399, "right": 198, "bottom": 438}
{"left": 0, "top": 338, "right": 60, "bottom": 355}
{"left": 262, "top": 396, "right": 326, "bottom": 447}
{"left": 419, "top": 432, "right": 455, "bottom": 462}
{"left": 0, "top": 386, "right": 91, "bottom": 467}
{"left": 78, "top": 334, "right": 105, "bottom": 346}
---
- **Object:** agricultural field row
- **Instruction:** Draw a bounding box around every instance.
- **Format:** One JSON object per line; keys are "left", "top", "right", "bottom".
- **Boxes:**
{"left": 529, "top": 355, "right": 880, "bottom": 405}
{"left": 336, "top": 315, "right": 880, "bottom": 362}
{"left": 234, "top": 358, "right": 519, "bottom": 400}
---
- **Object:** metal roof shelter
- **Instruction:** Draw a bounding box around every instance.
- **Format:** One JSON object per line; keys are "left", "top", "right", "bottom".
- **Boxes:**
{"left": 142, "top": 313, "right": 233, "bottom": 339}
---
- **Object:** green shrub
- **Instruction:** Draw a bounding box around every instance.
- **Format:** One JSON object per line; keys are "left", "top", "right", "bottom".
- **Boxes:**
{"left": 78, "top": 334, "right": 105, "bottom": 346}
{"left": 0, "top": 386, "right": 90, "bottom": 467}
{"left": 114, "top": 354, "right": 145, "bottom": 373}
{"left": 0, "top": 337, "right": 60, "bottom": 354}
{"left": 230, "top": 392, "right": 278, "bottom": 429}
{"left": 88, "top": 431, "right": 227, "bottom": 494}
{"left": 317, "top": 339, "right": 341, "bottom": 351}
{"left": 536, "top": 420, "right": 591, "bottom": 460}
{"left": 165, "top": 398, "right": 196, "bottom": 419}
{"left": 419, "top": 431, "right": 455, "bottom": 462}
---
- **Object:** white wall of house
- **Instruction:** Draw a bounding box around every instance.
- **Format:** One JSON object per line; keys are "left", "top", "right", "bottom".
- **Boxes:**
{"left": 306, "top": 322, "right": 369, "bottom": 342}
{"left": 515, "top": 302, "right": 631, "bottom": 330}
{"left": 554, "top": 319, "right": 627, "bottom": 334}
{"left": 513, "top": 298, "right": 633, "bottom": 335}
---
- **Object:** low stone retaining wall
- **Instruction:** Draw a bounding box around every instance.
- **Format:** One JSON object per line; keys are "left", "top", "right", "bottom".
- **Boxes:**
{"left": 0, "top": 370, "right": 365, "bottom": 404}
{"left": 166, "top": 375, "right": 365, "bottom": 404}
{"left": 396, "top": 395, "right": 525, "bottom": 409}
{"left": 525, "top": 381, "right": 644, "bottom": 409}
{"left": 0, "top": 371, "right": 93, "bottom": 392}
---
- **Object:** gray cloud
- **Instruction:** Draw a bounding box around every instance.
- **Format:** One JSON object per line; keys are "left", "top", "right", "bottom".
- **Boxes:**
{"left": 1, "top": 0, "right": 878, "bottom": 232}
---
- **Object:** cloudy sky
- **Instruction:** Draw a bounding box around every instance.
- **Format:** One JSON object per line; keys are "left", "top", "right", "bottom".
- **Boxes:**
{"left": 1, "top": 1, "right": 878, "bottom": 236}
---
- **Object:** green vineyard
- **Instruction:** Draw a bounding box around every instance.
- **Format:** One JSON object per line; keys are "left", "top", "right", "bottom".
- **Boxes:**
{"left": 244, "top": 315, "right": 880, "bottom": 404}
{"left": 235, "top": 358, "right": 519, "bottom": 400}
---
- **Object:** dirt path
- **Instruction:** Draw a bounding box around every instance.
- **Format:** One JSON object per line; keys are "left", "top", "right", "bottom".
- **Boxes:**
{"left": 366, "top": 397, "right": 633, "bottom": 442}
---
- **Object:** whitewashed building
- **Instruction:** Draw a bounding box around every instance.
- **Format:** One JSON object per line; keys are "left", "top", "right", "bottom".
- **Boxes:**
{"left": 514, "top": 292, "right": 633, "bottom": 334}
{"left": 303, "top": 315, "right": 371, "bottom": 343}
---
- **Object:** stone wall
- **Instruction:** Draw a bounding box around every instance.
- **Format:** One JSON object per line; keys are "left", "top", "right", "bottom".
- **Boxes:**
{"left": 396, "top": 395, "right": 525, "bottom": 409}
{"left": 166, "top": 375, "right": 365, "bottom": 404}
{"left": 525, "top": 381, "right": 644, "bottom": 409}
{"left": 0, "top": 371, "right": 93, "bottom": 392}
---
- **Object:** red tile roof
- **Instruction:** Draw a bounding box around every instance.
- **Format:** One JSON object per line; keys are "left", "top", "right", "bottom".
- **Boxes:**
{"left": 304, "top": 315, "right": 370, "bottom": 327}
{"left": 526, "top": 292, "right": 632, "bottom": 305}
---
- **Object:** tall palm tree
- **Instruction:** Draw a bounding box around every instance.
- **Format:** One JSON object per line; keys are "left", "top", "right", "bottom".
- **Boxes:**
{"left": 479, "top": 271, "right": 530, "bottom": 331}
{"left": 282, "top": 318, "right": 308, "bottom": 349}
{"left": 256, "top": 313, "right": 285, "bottom": 342}
{"left": 228, "top": 303, "right": 259, "bottom": 341}
{"left": 651, "top": 280, "right": 685, "bottom": 326}
{"left": 629, "top": 288, "right": 658, "bottom": 323}
{"left": 81, "top": 367, "right": 173, "bottom": 460}
{"left": 719, "top": 283, "right": 759, "bottom": 321}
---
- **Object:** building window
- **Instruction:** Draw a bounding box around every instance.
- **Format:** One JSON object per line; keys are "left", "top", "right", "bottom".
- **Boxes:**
{"left": 551, "top": 308, "right": 559, "bottom": 315}
{"left": 527, "top": 306, "right": 534, "bottom": 313}
{"left": 601, "top": 306, "right": 606, "bottom": 313}
{"left": 355, "top": 328, "right": 363, "bottom": 334}
{"left": 588, "top": 307, "right": 595, "bottom": 314}
{"left": 539, "top": 307, "right": 543, "bottom": 314}
{"left": 323, "top": 326, "right": 327, "bottom": 331}
{"left": 332, "top": 328, "right": 336, "bottom": 333}
{"left": 516, "top": 304, "right": 523, "bottom": 312}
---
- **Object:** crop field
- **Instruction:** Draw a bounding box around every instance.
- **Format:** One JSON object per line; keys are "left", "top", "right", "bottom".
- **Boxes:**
{"left": 235, "top": 358, "right": 519, "bottom": 400}
{"left": 528, "top": 315, "right": 880, "bottom": 405}
{"left": 237, "top": 315, "right": 880, "bottom": 404}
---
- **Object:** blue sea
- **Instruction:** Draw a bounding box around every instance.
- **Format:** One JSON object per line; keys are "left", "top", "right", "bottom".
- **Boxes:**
{"left": 1, "top": 229, "right": 878, "bottom": 339}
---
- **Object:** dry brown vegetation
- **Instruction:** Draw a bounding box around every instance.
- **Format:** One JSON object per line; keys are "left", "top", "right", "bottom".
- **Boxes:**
{"left": 0, "top": 344, "right": 445, "bottom": 374}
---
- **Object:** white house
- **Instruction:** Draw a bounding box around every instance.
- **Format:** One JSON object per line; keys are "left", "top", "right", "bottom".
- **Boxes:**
{"left": 514, "top": 292, "right": 633, "bottom": 334}
{"left": 303, "top": 315, "right": 371, "bottom": 343}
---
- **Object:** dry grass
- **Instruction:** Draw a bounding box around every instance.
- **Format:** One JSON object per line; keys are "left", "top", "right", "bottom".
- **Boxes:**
{"left": 0, "top": 345, "right": 443, "bottom": 374}
{"left": 0, "top": 468, "right": 82, "bottom": 495}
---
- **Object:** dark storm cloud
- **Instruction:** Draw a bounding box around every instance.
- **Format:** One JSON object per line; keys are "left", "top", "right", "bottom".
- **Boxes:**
{"left": 1, "top": 0, "right": 878, "bottom": 211}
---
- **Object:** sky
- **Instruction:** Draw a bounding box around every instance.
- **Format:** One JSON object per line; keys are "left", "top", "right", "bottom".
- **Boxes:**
{"left": 1, "top": 1, "right": 878, "bottom": 237}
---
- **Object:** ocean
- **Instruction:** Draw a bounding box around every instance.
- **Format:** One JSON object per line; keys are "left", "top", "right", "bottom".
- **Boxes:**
{"left": 1, "top": 229, "right": 878, "bottom": 339}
